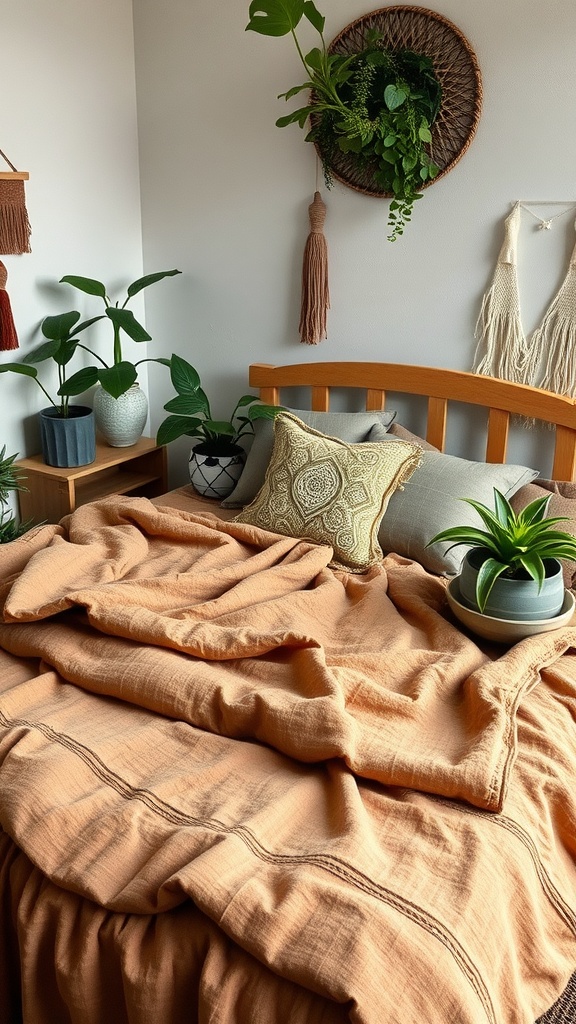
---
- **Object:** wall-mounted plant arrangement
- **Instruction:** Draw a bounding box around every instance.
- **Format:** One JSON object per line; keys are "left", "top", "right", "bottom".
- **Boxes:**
{"left": 247, "top": 2, "right": 482, "bottom": 241}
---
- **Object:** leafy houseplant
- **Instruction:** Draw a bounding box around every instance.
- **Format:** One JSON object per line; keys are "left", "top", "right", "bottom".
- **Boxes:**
{"left": 156, "top": 355, "right": 283, "bottom": 498}
{"left": 58, "top": 269, "right": 181, "bottom": 399}
{"left": 428, "top": 488, "right": 576, "bottom": 619}
{"left": 0, "top": 446, "right": 32, "bottom": 542}
{"left": 246, "top": 0, "right": 441, "bottom": 240}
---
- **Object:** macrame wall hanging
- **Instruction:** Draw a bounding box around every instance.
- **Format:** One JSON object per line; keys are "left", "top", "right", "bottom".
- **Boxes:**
{"left": 473, "top": 201, "right": 576, "bottom": 397}
{"left": 0, "top": 149, "right": 31, "bottom": 256}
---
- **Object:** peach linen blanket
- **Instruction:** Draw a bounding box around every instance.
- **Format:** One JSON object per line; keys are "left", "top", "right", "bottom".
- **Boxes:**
{"left": 0, "top": 495, "right": 576, "bottom": 1024}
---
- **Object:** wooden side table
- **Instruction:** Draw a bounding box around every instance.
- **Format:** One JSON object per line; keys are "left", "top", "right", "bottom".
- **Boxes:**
{"left": 15, "top": 437, "right": 168, "bottom": 525}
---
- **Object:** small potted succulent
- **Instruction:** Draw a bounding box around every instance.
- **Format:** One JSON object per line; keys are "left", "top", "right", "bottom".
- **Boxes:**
{"left": 58, "top": 269, "right": 181, "bottom": 446}
{"left": 428, "top": 488, "right": 576, "bottom": 622}
{"left": 156, "top": 354, "right": 283, "bottom": 498}
{"left": 0, "top": 310, "right": 98, "bottom": 467}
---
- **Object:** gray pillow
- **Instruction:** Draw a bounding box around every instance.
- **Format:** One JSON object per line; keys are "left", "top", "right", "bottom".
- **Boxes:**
{"left": 367, "top": 424, "right": 538, "bottom": 575}
{"left": 221, "top": 407, "right": 396, "bottom": 508}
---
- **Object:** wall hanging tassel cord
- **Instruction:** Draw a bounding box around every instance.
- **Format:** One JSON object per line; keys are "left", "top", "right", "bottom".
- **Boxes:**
{"left": 0, "top": 148, "right": 31, "bottom": 255}
{"left": 0, "top": 261, "right": 19, "bottom": 350}
{"left": 299, "top": 190, "right": 329, "bottom": 345}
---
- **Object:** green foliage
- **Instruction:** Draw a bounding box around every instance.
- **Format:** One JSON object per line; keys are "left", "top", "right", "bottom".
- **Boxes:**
{"left": 0, "top": 446, "right": 32, "bottom": 542}
{"left": 0, "top": 311, "right": 100, "bottom": 417}
{"left": 427, "top": 488, "right": 576, "bottom": 613}
{"left": 59, "top": 270, "right": 181, "bottom": 398}
{"left": 246, "top": 0, "right": 441, "bottom": 240}
{"left": 156, "top": 354, "right": 283, "bottom": 449}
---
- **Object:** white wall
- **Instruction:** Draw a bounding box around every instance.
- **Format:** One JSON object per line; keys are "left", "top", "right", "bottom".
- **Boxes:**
{"left": 3, "top": 1, "right": 576, "bottom": 497}
{"left": 0, "top": 0, "right": 143, "bottom": 513}
{"left": 132, "top": 0, "right": 576, "bottom": 482}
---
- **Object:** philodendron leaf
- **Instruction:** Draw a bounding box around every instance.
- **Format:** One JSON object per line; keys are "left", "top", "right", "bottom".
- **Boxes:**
{"left": 303, "top": 0, "right": 324, "bottom": 33}
{"left": 97, "top": 361, "right": 137, "bottom": 399}
{"left": 249, "top": 403, "right": 283, "bottom": 420}
{"left": 157, "top": 415, "right": 203, "bottom": 446}
{"left": 384, "top": 84, "right": 407, "bottom": 111}
{"left": 125, "top": 269, "right": 181, "bottom": 299}
{"left": 22, "top": 339, "right": 61, "bottom": 364}
{"left": 246, "top": 0, "right": 305, "bottom": 36}
{"left": 58, "top": 366, "right": 99, "bottom": 396}
{"left": 0, "top": 364, "right": 38, "bottom": 378}
{"left": 41, "top": 310, "right": 81, "bottom": 341}
{"left": 60, "top": 275, "right": 107, "bottom": 299}
{"left": 163, "top": 393, "right": 209, "bottom": 417}
{"left": 106, "top": 307, "right": 151, "bottom": 342}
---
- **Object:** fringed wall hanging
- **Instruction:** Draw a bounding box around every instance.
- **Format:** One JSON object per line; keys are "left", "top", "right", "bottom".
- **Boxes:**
{"left": 0, "top": 262, "right": 19, "bottom": 351}
{"left": 299, "top": 189, "right": 329, "bottom": 345}
{"left": 473, "top": 201, "right": 576, "bottom": 397}
{"left": 0, "top": 148, "right": 31, "bottom": 255}
{"left": 247, "top": 3, "right": 482, "bottom": 241}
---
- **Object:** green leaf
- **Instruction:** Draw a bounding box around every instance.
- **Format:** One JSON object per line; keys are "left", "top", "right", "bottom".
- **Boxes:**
{"left": 303, "top": 0, "right": 324, "bottom": 33}
{"left": 0, "top": 364, "right": 38, "bottom": 378}
{"left": 169, "top": 354, "right": 201, "bottom": 395}
{"left": 276, "top": 105, "right": 316, "bottom": 128}
{"left": 58, "top": 366, "right": 99, "bottom": 396}
{"left": 163, "top": 393, "right": 209, "bottom": 417}
{"left": 249, "top": 404, "right": 283, "bottom": 420}
{"left": 22, "top": 338, "right": 61, "bottom": 364}
{"left": 41, "top": 310, "right": 81, "bottom": 341}
{"left": 125, "top": 269, "right": 181, "bottom": 299}
{"left": 97, "top": 361, "right": 137, "bottom": 399}
{"left": 203, "top": 420, "right": 235, "bottom": 437}
{"left": 246, "top": 0, "right": 305, "bottom": 36}
{"left": 418, "top": 125, "right": 432, "bottom": 142}
{"left": 157, "top": 415, "right": 203, "bottom": 446}
{"left": 60, "top": 275, "right": 107, "bottom": 298}
{"left": 384, "top": 84, "right": 407, "bottom": 111}
{"left": 475, "top": 558, "right": 509, "bottom": 612}
{"left": 105, "top": 307, "right": 151, "bottom": 342}
{"left": 304, "top": 46, "right": 323, "bottom": 72}
{"left": 383, "top": 134, "right": 397, "bottom": 147}
{"left": 235, "top": 394, "right": 260, "bottom": 408}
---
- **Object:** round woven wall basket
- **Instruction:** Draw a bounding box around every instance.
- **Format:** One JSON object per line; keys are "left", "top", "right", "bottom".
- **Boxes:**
{"left": 318, "top": 6, "right": 483, "bottom": 197}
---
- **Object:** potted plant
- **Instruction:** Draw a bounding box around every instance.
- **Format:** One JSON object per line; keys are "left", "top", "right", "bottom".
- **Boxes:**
{"left": 58, "top": 269, "right": 181, "bottom": 446}
{"left": 0, "top": 310, "right": 98, "bottom": 467}
{"left": 246, "top": 0, "right": 441, "bottom": 240}
{"left": 0, "top": 446, "right": 32, "bottom": 542}
{"left": 156, "top": 354, "right": 283, "bottom": 498}
{"left": 428, "top": 488, "right": 576, "bottom": 622}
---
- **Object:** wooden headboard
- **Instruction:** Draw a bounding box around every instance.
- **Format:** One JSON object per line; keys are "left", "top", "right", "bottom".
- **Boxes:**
{"left": 249, "top": 362, "right": 576, "bottom": 481}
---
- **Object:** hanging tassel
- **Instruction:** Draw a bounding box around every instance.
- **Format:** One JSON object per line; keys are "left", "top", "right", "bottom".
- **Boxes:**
{"left": 299, "top": 191, "right": 329, "bottom": 345}
{"left": 0, "top": 261, "right": 19, "bottom": 350}
{"left": 531, "top": 237, "right": 576, "bottom": 396}
{"left": 0, "top": 149, "right": 31, "bottom": 255}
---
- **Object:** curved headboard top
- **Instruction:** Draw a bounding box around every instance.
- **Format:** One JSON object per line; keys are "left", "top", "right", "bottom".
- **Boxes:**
{"left": 248, "top": 362, "right": 576, "bottom": 481}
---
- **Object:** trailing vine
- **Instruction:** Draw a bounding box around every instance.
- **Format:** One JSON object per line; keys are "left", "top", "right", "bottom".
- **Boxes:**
{"left": 247, "top": 0, "right": 442, "bottom": 240}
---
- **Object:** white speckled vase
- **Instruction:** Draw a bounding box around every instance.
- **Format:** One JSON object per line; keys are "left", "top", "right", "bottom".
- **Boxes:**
{"left": 93, "top": 384, "right": 148, "bottom": 447}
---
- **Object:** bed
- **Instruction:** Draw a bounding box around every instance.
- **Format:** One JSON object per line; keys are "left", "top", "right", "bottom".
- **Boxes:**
{"left": 1, "top": 360, "right": 576, "bottom": 1024}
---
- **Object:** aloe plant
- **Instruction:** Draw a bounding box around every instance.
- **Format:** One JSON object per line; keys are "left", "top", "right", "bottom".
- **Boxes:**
{"left": 58, "top": 269, "right": 181, "bottom": 399}
{"left": 428, "top": 488, "right": 576, "bottom": 612}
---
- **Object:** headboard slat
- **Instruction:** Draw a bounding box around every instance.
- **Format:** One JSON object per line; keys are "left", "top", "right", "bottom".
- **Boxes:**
{"left": 552, "top": 426, "right": 576, "bottom": 481}
{"left": 366, "top": 389, "right": 386, "bottom": 411}
{"left": 311, "top": 386, "right": 330, "bottom": 411}
{"left": 485, "top": 408, "right": 510, "bottom": 464}
{"left": 426, "top": 397, "right": 448, "bottom": 451}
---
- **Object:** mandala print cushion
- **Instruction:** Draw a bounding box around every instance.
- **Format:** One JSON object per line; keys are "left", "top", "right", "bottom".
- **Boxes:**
{"left": 235, "top": 412, "right": 422, "bottom": 572}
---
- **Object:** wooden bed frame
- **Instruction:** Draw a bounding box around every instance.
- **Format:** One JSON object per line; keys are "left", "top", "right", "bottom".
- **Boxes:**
{"left": 249, "top": 362, "right": 576, "bottom": 481}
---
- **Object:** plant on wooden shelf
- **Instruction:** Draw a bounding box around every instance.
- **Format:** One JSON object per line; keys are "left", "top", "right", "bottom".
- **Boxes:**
{"left": 246, "top": 0, "right": 441, "bottom": 240}
{"left": 0, "top": 311, "right": 97, "bottom": 468}
{"left": 156, "top": 354, "right": 283, "bottom": 499}
{"left": 58, "top": 268, "right": 181, "bottom": 446}
{"left": 428, "top": 488, "right": 576, "bottom": 622}
{"left": 0, "top": 446, "right": 32, "bottom": 542}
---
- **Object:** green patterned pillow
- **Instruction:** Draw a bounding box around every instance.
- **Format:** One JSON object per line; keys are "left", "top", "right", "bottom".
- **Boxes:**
{"left": 234, "top": 412, "right": 422, "bottom": 572}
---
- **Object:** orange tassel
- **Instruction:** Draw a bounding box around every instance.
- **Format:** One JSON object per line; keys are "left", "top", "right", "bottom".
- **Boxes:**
{"left": 0, "top": 261, "right": 19, "bottom": 350}
{"left": 299, "top": 191, "right": 329, "bottom": 345}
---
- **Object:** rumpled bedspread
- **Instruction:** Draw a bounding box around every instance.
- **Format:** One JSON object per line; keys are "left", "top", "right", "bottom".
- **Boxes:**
{"left": 0, "top": 496, "right": 575, "bottom": 1024}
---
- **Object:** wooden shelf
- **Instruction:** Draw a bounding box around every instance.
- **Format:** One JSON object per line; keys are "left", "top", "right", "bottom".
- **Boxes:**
{"left": 15, "top": 436, "right": 168, "bottom": 525}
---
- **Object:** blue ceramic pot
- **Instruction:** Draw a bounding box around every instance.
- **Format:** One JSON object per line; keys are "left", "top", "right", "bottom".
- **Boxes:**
{"left": 39, "top": 406, "right": 96, "bottom": 468}
{"left": 458, "top": 547, "right": 564, "bottom": 622}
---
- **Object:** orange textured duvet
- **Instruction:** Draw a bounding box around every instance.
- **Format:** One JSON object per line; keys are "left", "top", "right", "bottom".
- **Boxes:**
{"left": 0, "top": 495, "right": 575, "bottom": 1024}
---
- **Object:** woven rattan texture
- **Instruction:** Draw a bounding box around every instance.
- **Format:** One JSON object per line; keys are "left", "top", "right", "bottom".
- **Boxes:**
{"left": 537, "top": 973, "right": 576, "bottom": 1024}
{"left": 318, "top": 5, "right": 483, "bottom": 197}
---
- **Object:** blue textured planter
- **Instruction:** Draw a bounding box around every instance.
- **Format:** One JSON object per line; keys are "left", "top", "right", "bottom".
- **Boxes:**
{"left": 39, "top": 406, "right": 96, "bottom": 468}
{"left": 458, "top": 547, "right": 564, "bottom": 622}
